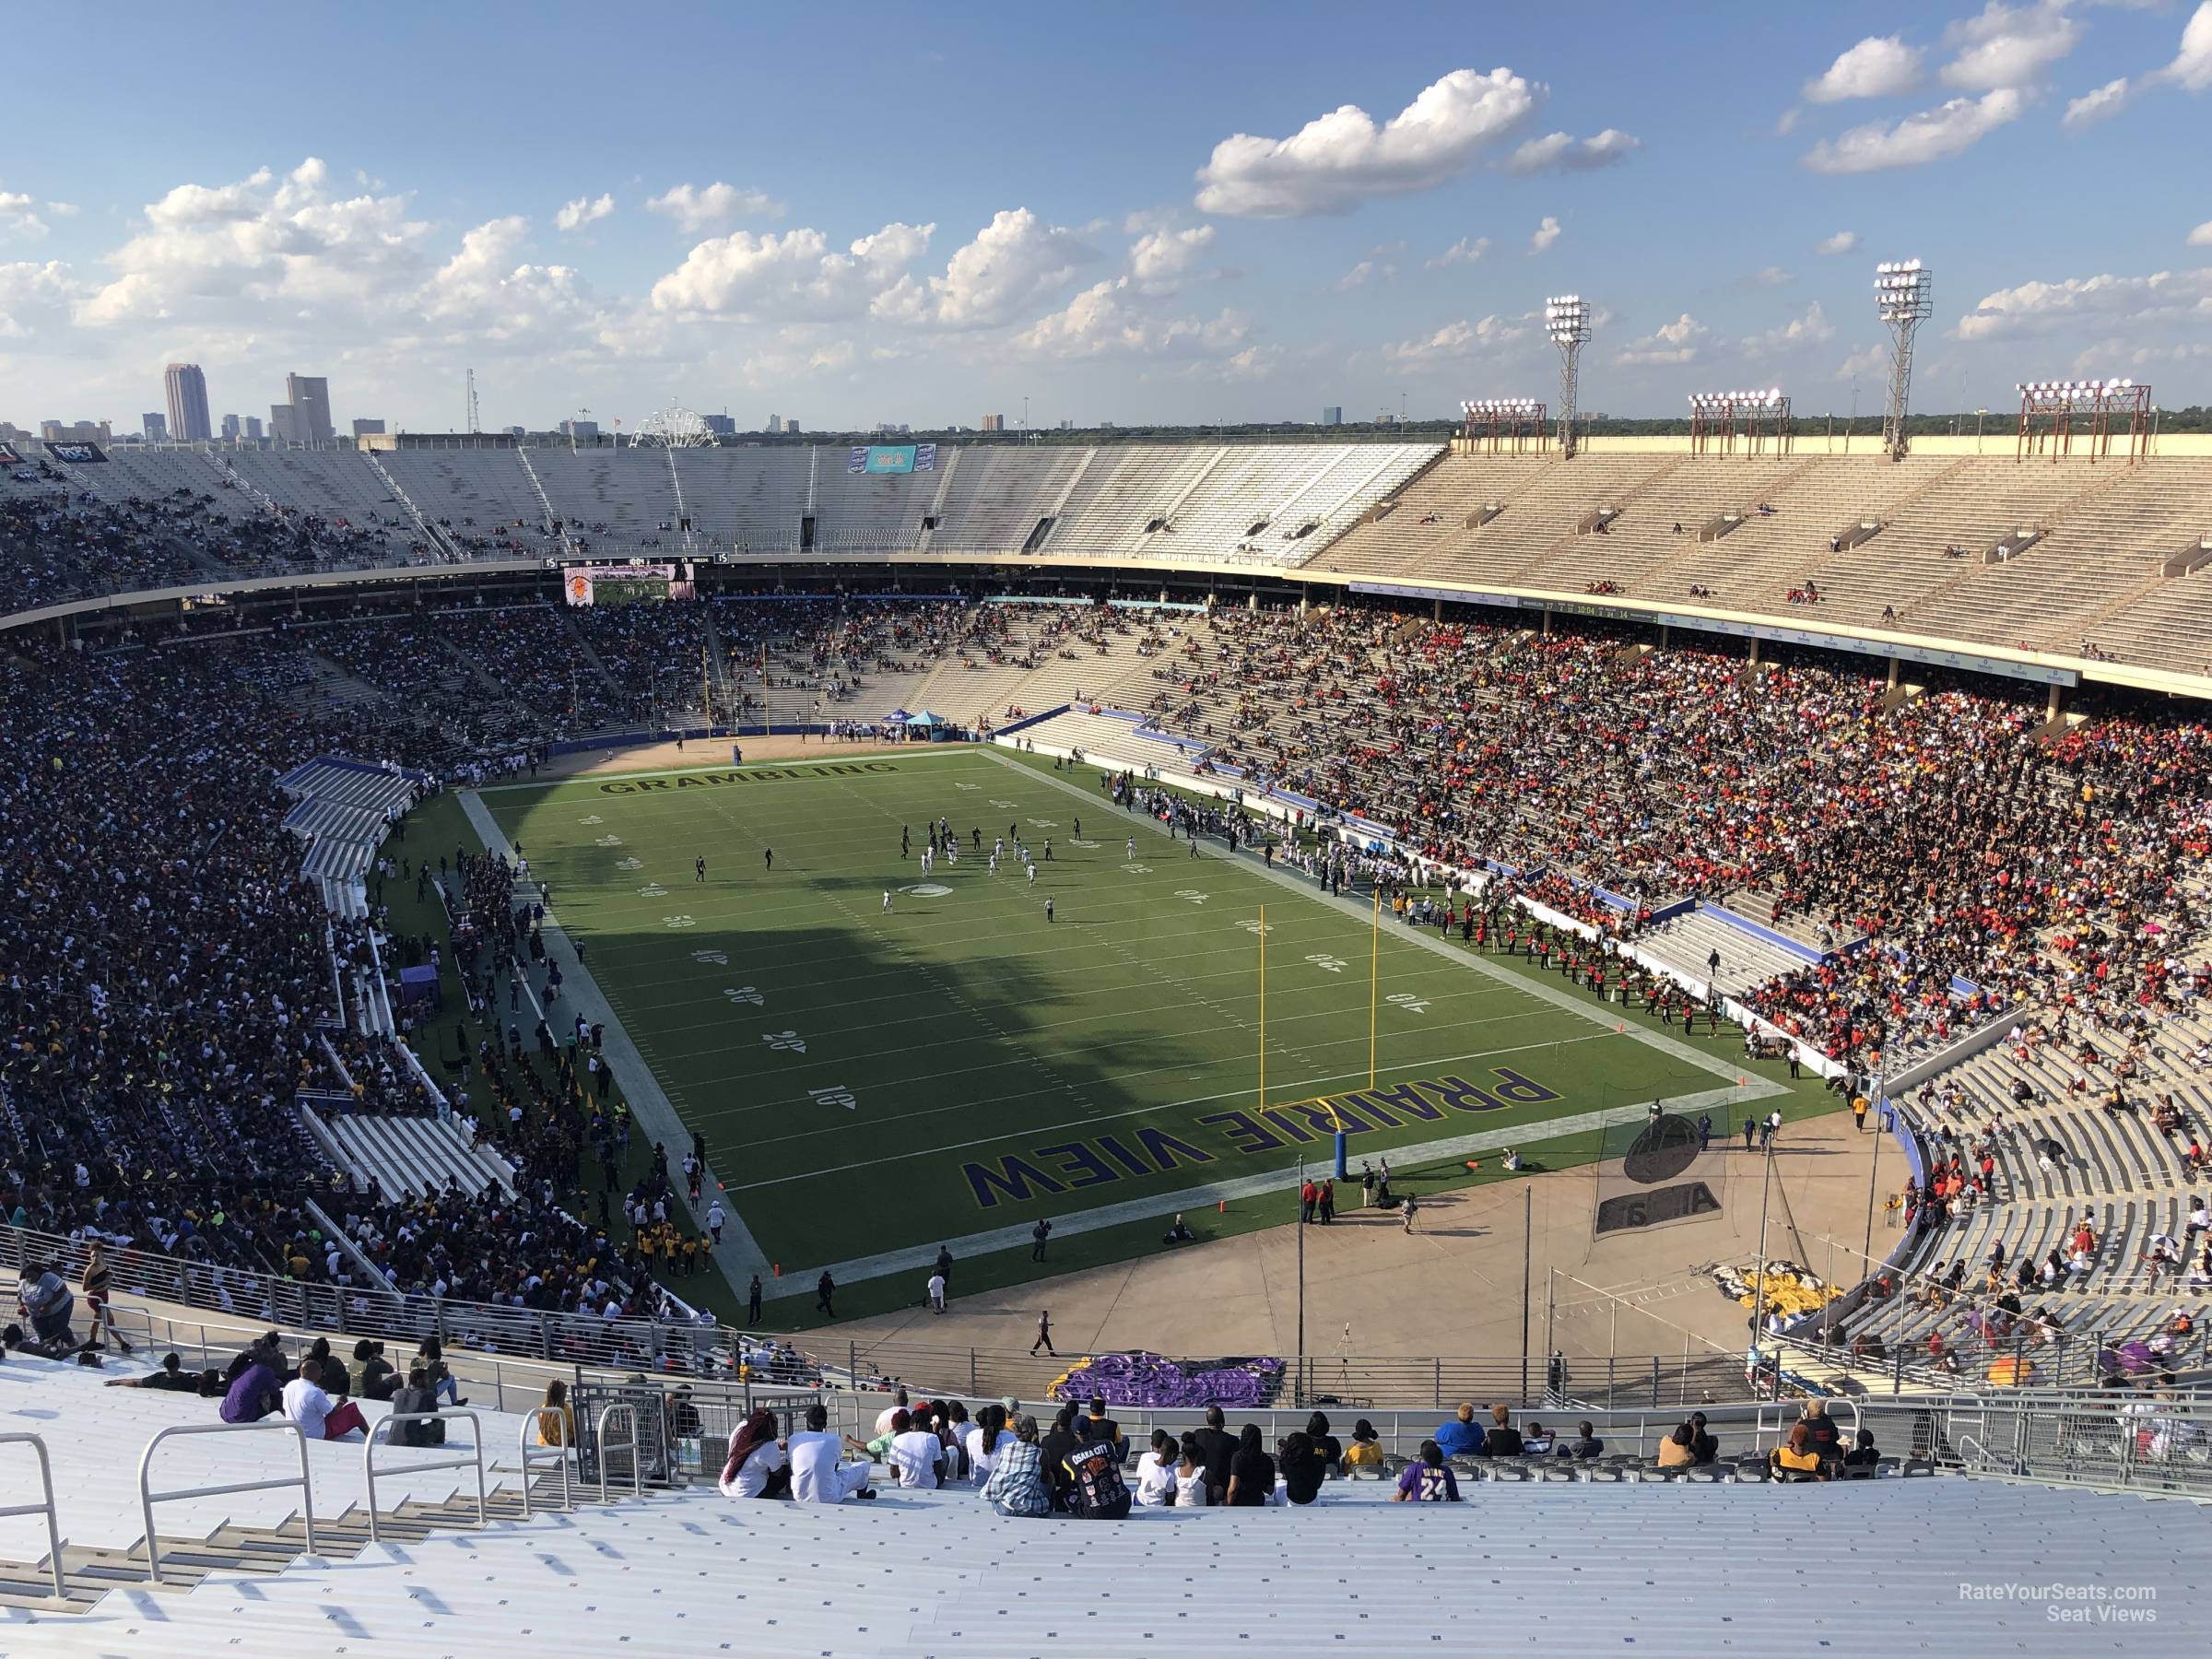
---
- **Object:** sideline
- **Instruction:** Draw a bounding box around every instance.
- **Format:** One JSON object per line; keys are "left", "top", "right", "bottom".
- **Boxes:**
{"left": 795, "top": 1079, "right": 1772, "bottom": 1294}
{"left": 477, "top": 744, "right": 981, "bottom": 795}
{"left": 456, "top": 789, "right": 772, "bottom": 1292}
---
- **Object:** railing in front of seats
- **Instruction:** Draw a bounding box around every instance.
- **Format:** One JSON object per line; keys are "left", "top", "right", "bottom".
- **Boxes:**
{"left": 136, "top": 1421, "right": 316, "bottom": 1585}
{"left": 363, "top": 1410, "right": 487, "bottom": 1544}
{"left": 0, "top": 1433, "right": 65, "bottom": 1599}
{"left": 518, "top": 1414, "right": 573, "bottom": 1518}
{"left": 596, "top": 1404, "right": 641, "bottom": 1503}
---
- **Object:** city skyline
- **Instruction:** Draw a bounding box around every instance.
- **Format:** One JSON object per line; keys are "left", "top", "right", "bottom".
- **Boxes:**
{"left": 2, "top": 3, "right": 2209, "bottom": 433}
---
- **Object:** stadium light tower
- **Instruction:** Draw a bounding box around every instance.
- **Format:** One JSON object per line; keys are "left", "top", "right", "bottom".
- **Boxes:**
{"left": 1544, "top": 295, "right": 1593, "bottom": 458}
{"left": 1873, "top": 260, "right": 1934, "bottom": 462}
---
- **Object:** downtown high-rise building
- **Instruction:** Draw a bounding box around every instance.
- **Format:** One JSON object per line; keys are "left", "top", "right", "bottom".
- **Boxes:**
{"left": 282, "top": 373, "right": 335, "bottom": 444}
{"left": 164, "top": 363, "right": 213, "bottom": 442}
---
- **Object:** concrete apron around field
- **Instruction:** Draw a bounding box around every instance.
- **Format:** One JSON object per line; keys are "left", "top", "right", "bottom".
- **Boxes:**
{"left": 458, "top": 788, "right": 774, "bottom": 1293}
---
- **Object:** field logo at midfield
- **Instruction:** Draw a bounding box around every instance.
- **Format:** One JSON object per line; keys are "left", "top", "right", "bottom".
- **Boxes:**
{"left": 662, "top": 914, "right": 696, "bottom": 929}
{"left": 810, "top": 1084, "right": 857, "bottom": 1112}
{"left": 959, "top": 1068, "right": 1566, "bottom": 1209}
{"left": 1387, "top": 991, "right": 1432, "bottom": 1015}
{"left": 691, "top": 947, "right": 729, "bottom": 967}
{"left": 900, "top": 883, "right": 953, "bottom": 897}
{"left": 764, "top": 1030, "right": 807, "bottom": 1053}
{"left": 724, "top": 985, "right": 764, "bottom": 1006}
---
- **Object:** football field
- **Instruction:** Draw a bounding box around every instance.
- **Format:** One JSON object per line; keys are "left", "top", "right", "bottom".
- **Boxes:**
{"left": 468, "top": 745, "right": 1772, "bottom": 1293}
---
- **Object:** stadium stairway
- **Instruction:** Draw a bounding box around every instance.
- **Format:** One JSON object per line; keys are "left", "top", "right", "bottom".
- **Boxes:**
{"left": 1635, "top": 908, "right": 1813, "bottom": 998}
{"left": 298, "top": 1103, "right": 516, "bottom": 1199}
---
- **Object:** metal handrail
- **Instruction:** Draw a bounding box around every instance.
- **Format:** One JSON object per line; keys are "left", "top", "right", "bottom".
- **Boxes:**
{"left": 0, "top": 1433, "right": 65, "bottom": 1599}
{"left": 518, "top": 1412, "right": 574, "bottom": 1518}
{"left": 363, "top": 1410, "right": 486, "bottom": 1544}
{"left": 136, "top": 1421, "right": 315, "bottom": 1584}
{"left": 595, "top": 1404, "right": 641, "bottom": 1502}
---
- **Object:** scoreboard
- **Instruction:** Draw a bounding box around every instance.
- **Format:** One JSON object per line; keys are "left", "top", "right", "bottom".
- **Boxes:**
{"left": 561, "top": 561, "right": 697, "bottom": 606}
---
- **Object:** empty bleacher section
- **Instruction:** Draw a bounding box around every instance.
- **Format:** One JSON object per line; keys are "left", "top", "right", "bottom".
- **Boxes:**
{"left": 378, "top": 448, "right": 559, "bottom": 555}
{"left": 530, "top": 448, "right": 682, "bottom": 547}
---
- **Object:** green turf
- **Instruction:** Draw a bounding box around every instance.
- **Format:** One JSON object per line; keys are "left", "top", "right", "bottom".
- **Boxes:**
{"left": 463, "top": 744, "right": 1818, "bottom": 1291}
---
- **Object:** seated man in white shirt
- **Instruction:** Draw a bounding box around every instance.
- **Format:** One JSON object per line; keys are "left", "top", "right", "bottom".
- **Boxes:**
{"left": 282, "top": 1357, "right": 370, "bottom": 1441}
{"left": 885, "top": 1411, "right": 945, "bottom": 1489}
{"left": 787, "top": 1403, "right": 875, "bottom": 1503}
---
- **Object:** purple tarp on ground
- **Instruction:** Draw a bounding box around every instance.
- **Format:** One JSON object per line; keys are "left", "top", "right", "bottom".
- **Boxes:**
{"left": 1049, "top": 1351, "right": 1285, "bottom": 1410}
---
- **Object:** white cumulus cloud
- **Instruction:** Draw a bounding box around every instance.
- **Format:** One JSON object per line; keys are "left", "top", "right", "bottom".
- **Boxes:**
{"left": 1529, "top": 216, "right": 1562, "bottom": 253}
{"left": 1805, "top": 35, "right": 1924, "bottom": 102}
{"left": 1501, "top": 129, "right": 1641, "bottom": 173}
{"left": 644, "top": 182, "right": 782, "bottom": 232}
{"left": 871, "top": 208, "right": 1093, "bottom": 329}
{"left": 1381, "top": 313, "right": 1529, "bottom": 365}
{"left": 1940, "top": 1, "right": 2081, "bottom": 91}
{"left": 1426, "top": 236, "right": 1489, "bottom": 268}
{"left": 2158, "top": 0, "right": 2212, "bottom": 91}
{"left": 1817, "top": 230, "right": 1862, "bottom": 255}
{"left": 1954, "top": 265, "right": 2212, "bottom": 340}
{"left": 1742, "top": 301, "right": 1836, "bottom": 356}
{"left": 555, "top": 194, "right": 614, "bottom": 232}
{"left": 1617, "top": 312, "right": 1706, "bottom": 366}
{"left": 1194, "top": 67, "right": 1540, "bottom": 218}
{"left": 2189, "top": 220, "right": 2212, "bottom": 247}
{"left": 2063, "top": 76, "right": 2134, "bottom": 128}
{"left": 649, "top": 221, "right": 932, "bottom": 320}
{"left": 1803, "top": 88, "right": 2024, "bottom": 172}
{"left": 1127, "top": 224, "right": 1215, "bottom": 293}
{"left": 1013, "top": 276, "right": 1252, "bottom": 361}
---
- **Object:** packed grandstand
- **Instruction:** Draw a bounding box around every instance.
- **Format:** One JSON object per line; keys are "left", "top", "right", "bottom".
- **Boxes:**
{"left": 5, "top": 435, "right": 2212, "bottom": 1641}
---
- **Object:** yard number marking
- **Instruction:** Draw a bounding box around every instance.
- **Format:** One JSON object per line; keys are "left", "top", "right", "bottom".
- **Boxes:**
{"left": 1124, "top": 863, "right": 1153, "bottom": 875}
{"left": 763, "top": 1030, "right": 807, "bottom": 1053}
{"left": 809, "top": 1084, "right": 857, "bottom": 1112}
{"left": 617, "top": 857, "right": 643, "bottom": 871}
{"left": 1237, "top": 918, "right": 1274, "bottom": 935}
{"left": 1387, "top": 991, "right": 1432, "bottom": 1015}
{"left": 1307, "top": 954, "right": 1347, "bottom": 974}
{"left": 691, "top": 948, "right": 729, "bottom": 967}
{"left": 594, "top": 834, "right": 624, "bottom": 848}
{"left": 662, "top": 914, "right": 697, "bottom": 929}
{"left": 1173, "top": 889, "right": 1210, "bottom": 905}
{"left": 578, "top": 814, "right": 605, "bottom": 826}
{"left": 638, "top": 883, "right": 668, "bottom": 898}
{"left": 724, "top": 985, "right": 764, "bottom": 1006}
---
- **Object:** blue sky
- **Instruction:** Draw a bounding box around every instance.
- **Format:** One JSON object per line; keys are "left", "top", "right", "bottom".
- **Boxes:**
{"left": 1, "top": 1, "right": 2206, "bottom": 434}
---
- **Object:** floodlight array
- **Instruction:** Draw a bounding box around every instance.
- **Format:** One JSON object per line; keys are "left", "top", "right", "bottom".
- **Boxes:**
{"left": 1462, "top": 398, "right": 1544, "bottom": 416}
{"left": 1874, "top": 260, "right": 1934, "bottom": 323}
{"left": 1543, "top": 295, "right": 1592, "bottom": 344}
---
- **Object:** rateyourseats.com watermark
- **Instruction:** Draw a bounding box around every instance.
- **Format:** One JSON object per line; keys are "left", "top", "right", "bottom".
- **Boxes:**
{"left": 1959, "top": 1582, "right": 2159, "bottom": 1625}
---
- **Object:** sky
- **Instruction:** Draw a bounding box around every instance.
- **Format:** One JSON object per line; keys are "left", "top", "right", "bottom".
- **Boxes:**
{"left": 1, "top": 1, "right": 2208, "bottom": 436}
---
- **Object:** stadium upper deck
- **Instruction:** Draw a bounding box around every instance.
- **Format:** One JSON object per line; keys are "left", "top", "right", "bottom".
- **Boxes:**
{"left": 4, "top": 439, "right": 2210, "bottom": 689}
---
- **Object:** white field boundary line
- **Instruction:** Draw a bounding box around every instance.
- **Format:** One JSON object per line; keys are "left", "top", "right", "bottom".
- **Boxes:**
{"left": 458, "top": 789, "right": 772, "bottom": 1290}
{"left": 475, "top": 743, "right": 982, "bottom": 795}
{"left": 792, "top": 1079, "right": 1783, "bottom": 1294}
{"left": 994, "top": 748, "right": 1758, "bottom": 1088}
